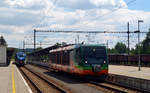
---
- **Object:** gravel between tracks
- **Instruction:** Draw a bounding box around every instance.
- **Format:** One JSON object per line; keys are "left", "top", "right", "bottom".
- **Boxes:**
{"left": 19, "top": 67, "right": 39, "bottom": 93}
{"left": 25, "top": 65, "right": 104, "bottom": 93}
{"left": 20, "top": 67, "right": 62, "bottom": 93}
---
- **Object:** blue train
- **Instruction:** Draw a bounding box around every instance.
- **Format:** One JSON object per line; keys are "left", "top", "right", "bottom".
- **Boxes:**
{"left": 15, "top": 52, "right": 26, "bottom": 66}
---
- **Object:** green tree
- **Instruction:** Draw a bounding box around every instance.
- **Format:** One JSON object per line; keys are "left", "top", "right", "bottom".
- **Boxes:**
{"left": 62, "top": 42, "right": 67, "bottom": 46}
{"left": 54, "top": 43, "right": 61, "bottom": 46}
{"left": 108, "top": 48, "right": 117, "bottom": 53}
{"left": 36, "top": 47, "right": 42, "bottom": 51}
{"left": 11, "top": 48, "right": 18, "bottom": 60}
{"left": 54, "top": 42, "right": 67, "bottom": 46}
{"left": 114, "top": 42, "right": 127, "bottom": 53}
{"left": 142, "top": 29, "right": 150, "bottom": 54}
{"left": 132, "top": 44, "right": 143, "bottom": 55}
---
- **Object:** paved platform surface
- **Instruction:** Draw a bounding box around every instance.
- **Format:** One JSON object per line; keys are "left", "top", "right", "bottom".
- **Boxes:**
{"left": 0, "top": 63, "right": 32, "bottom": 93}
{"left": 109, "top": 65, "right": 150, "bottom": 80}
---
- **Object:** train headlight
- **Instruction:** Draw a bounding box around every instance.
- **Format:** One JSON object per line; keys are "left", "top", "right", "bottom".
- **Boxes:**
{"left": 104, "top": 61, "right": 106, "bottom": 64}
{"left": 85, "top": 61, "right": 88, "bottom": 64}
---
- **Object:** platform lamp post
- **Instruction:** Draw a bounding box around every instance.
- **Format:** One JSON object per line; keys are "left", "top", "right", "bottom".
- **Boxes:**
{"left": 134, "top": 20, "right": 144, "bottom": 71}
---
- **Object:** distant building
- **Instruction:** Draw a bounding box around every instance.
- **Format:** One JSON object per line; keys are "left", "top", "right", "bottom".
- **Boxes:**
{"left": 19, "top": 48, "right": 34, "bottom": 53}
{"left": 25, "top": 48, "right": 34, "bottom": 53}
{"left": 0, "top": 36, "right": 7, "bottom": 66}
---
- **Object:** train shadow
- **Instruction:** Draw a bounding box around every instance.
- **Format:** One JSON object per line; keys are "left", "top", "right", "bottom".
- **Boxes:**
{"left": 27, "top": 64, "right": 105, "bottom": 84}
{"left": 44, "top": 71, "right": 94, "bottom": 84}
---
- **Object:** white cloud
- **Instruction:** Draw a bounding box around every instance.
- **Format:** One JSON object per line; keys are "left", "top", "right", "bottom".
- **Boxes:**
{"left": 0, "top": 25, "right": 32, "bottom": 34}
{"left": 0, "top": 7, "right": 41, "bottom": 27}
{"left": 5, "top": 0, "right": 45, "bottom": 9}
{"left": 55, "top": 0, "right": 127, "bottom": 10}
{"left": 0, "top": 0, "right": 150, "bottom": 48}
{"left": 90, "top": 0, "right": 127, "bottom": 8}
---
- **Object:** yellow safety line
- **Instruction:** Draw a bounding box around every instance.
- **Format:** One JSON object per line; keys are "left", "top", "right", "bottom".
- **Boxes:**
{"left": 11, "top": 65, "right": 16, "bottom": 93}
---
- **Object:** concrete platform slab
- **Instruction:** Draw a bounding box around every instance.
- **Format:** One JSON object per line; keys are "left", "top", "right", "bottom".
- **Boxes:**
{"left": 0, "top": 63, "right": 32, "bottom": 93}
{"left": 109, "top": 65, "right": 150, "bottom": 80}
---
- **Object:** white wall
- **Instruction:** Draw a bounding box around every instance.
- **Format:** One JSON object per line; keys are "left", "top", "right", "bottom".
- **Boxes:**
{"left": 0, "top": 45, "right": 6, "bottom": 65}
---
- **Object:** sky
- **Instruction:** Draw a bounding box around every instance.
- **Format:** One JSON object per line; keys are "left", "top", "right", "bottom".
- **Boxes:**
{"left": 125, "top": 0, "right": 150, "bottom": 12}
{"left": 0, "top": 0, "right": 150, "bottom": 49}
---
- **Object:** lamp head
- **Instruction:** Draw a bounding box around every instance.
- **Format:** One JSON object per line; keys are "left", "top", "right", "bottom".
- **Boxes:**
{"left": 138, "top": 20, "right": 144, "bottom": 23}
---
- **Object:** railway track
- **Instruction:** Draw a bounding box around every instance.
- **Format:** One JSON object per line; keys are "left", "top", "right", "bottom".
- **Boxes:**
{"left": 18, "top": 66, "right": 67, "bottom": 93}
{"left": 28, "top": 64, "right": 142, "bottom": 93}
{"left": 88, "top": 81, "right": 141, "bottom": 93}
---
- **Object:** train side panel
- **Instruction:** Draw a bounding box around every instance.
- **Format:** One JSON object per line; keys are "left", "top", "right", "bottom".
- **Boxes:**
{"left": 49, "top": 45, "right": 108, "bottom": 77}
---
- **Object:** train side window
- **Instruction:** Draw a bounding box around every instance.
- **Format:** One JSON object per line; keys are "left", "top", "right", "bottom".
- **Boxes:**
{"left": 53, "top": 52, "right": 56, "bottom": 63}
{"left": 57, "top": 52, "right": 59, "bottom": 64}
{"left": 50, "top": 50, "right": 70, "bottom": 65}
{"left": 67, "top": 51, "right": 70, "bottom": 65}
{"left": 61, "top": 50, "right": 70, "bottom": 65}
{"left": 62, "top": 50, "right": 69, "bottom": 65}
{"left": 51, "top": 53, "right": 53, "bottom": 63}
{"left": 56, "top": 52, "right": 61, "bottom": 64}
{"left": 59, "top": 52, "right": 61, "bottom": 64}
{"left": 62, "top": 51, "right": 66, "bottom": 65}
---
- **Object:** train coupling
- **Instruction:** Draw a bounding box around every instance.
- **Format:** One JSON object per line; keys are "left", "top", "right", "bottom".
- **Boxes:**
{"left": 92, "top": 65, "right": 101, "bottom": 72}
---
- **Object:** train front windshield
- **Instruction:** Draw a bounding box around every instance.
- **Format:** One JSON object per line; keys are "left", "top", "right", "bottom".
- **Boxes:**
{"left": 19, "top": 54, "right": 24, "bottom": 57}
{"left": 16, "top": 52, "right": 26, "bottom": 60}
{"left": 82, "top": 46, "right": 107, "bottom": 64}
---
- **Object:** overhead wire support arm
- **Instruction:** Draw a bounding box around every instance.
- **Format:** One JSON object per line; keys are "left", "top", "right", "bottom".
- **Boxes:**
{"left": 34, "top": 29, "right": 147, "bottom": 34}
{"left": 34, "top": 29, "right": 127, "bottom": 33}
{"left": 33, "top": 29, "right": 148, "bottom": 51}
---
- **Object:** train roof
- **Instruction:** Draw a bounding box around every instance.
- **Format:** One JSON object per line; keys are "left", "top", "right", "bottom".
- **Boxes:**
{"left": 27, "top": 44, "right": 74, "bottom": 56}
{"left": 49, "top": 44, "right": 106, "bottom": 53}
{"left": 28, "top": 44, "right": 106, "bottom": 55}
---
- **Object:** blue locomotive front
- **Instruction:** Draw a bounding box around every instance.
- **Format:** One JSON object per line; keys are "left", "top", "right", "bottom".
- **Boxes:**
{"left": 15, "top": 52, "right": 26, "bottom": 66}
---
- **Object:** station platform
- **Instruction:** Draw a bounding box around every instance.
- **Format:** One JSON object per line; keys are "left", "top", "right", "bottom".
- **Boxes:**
{"left": 109, "top": 65, "right": 150, "bottom": 80}
{"left": 0, "top": 62, "right": 32, "bottom": 93}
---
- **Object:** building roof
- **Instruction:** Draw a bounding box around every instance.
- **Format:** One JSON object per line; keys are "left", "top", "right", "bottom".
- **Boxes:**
{"left": 0, "top": 36, "right": 7, "bottom": 46}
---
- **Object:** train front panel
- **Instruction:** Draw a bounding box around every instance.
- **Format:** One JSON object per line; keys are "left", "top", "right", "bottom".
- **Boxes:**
{"left": 15, "top": 52, "right": 26, "bottom": 66}
{"left": 71, "top": 45, "right": 108, "bottom": 76}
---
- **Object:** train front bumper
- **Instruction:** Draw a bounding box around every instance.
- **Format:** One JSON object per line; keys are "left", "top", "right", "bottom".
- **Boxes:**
{"left": 77, "top": 69, "right": 108, "bottom": 76}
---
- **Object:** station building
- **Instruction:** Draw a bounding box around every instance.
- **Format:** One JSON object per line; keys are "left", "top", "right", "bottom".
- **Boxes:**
{"left": 0, "top": 36, "right": 7, "bottom": 66}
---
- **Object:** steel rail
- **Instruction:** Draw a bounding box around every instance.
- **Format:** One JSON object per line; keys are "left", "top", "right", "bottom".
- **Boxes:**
{"left": 23, "top": 66, "right": 66, "bottom": 93}
{"left": 29, "top": 62, "right": 147, "bottom": 92}
{"left": 89, "top": 81, "right": 127, "bottom": 93}
{"left": 18, "top": 67, "right": 42, "bottom": 93}
{"left": 28, "top": 63, "right": 136, "bottom": 92}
